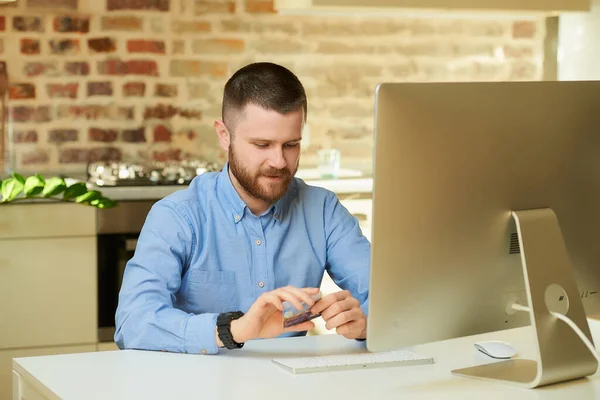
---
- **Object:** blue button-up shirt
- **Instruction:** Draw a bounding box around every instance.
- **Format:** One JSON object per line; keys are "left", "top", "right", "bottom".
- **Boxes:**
{"left": 115, "top": 164, "right": 371, "bottom": 354}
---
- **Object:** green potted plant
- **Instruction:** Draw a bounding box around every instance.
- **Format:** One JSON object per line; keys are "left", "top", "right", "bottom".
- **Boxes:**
{"left": 0, "top": 172, "right": 117, "bottom": 209}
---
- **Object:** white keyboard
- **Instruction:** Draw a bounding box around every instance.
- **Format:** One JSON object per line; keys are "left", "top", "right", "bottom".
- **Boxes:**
{"left": 272, "top": 350, "right": 434, "bottom": 374}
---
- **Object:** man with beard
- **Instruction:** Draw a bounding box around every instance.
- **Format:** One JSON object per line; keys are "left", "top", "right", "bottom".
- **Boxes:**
{"left": 115, "top": 62, "right": 370, "bottom": 354}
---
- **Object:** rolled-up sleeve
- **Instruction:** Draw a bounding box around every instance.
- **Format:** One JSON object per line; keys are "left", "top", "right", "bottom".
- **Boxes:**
{"left": 114, "top": 200, "right": 220, "bottom": 354}
{"left": 323, "top": 192, "right": 371, "bottom": 317}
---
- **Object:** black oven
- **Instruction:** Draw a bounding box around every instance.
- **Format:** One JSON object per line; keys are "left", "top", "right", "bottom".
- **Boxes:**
{"left": 96, "top": 200, "right": 156, "bottom": 342}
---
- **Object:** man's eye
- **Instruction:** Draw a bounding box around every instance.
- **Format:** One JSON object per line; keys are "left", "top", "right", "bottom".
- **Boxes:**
{"left": 255, "top": 143, "right": 268, "bottom": 148}
{"left": 285, "top": 143, "right": 300, "bottom": 148}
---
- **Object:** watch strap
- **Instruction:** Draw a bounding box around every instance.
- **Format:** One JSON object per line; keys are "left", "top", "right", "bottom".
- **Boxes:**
{"left": 217, "top": 311, "right": 244, "bottom": 350}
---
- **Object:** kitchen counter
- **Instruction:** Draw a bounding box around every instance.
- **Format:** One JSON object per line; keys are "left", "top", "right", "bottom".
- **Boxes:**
{"left": 91, "top": 173, "right": 373, "bottom": 201}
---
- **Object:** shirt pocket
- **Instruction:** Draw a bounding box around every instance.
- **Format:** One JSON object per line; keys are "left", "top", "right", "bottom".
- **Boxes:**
{"left": 187, "top": 269, "right": 239, "bottom": 314}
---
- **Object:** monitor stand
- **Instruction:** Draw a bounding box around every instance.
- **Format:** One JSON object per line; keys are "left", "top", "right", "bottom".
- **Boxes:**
{"left": 452, "top": 208, "right": 598, "bottom": 388}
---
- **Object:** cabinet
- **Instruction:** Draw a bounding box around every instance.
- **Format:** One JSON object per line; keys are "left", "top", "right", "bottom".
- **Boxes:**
{"left": 275, "top": 0, "right": 590, "bottom": 13}
{"left": 0, "top": 237, "right": 97, "bottom": 349}
{"left": 0, "top": 203, "right": 97, "bottom": 400}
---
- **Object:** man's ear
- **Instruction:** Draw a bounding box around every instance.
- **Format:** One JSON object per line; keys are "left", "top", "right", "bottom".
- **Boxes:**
{"left": 214, "top": 119, "right": 231, "bottom": 152}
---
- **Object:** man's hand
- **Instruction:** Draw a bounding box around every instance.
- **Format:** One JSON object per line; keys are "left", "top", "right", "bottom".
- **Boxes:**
{"left": 310, "top": 290, "right": 366, "bottom": 340}
{"left": 217, "top": 286, "right": 320, "bottom": 346}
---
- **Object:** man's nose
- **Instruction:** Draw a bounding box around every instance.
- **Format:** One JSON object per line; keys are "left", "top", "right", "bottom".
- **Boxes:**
{"left": 267, "top": 148, "right": 286, "bottom": 169}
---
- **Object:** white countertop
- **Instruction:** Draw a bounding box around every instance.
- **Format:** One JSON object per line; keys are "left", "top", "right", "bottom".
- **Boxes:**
{"left": 13, "top": 320, "right": 600, "bottom": 400}
{"left": 92, "top": 169, "right": 373, "bottom": 201}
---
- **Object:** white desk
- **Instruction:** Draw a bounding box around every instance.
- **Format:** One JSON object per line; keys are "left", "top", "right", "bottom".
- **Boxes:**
{"left": 12, "top": 320, "right": 600, "bottom": 400}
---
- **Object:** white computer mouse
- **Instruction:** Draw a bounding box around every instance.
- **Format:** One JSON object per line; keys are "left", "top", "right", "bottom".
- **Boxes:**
{"left": 474, "top": 341, "right": 517, "bottom": 359}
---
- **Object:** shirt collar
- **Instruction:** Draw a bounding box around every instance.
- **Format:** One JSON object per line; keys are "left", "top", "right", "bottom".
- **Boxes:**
{"left": 215, "top": 162, "right": 297, "bottom": 224}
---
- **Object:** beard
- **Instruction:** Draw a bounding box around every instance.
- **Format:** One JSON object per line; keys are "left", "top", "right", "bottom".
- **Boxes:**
{"left": 229, "top": 145, "right": 298, "bottom": 204}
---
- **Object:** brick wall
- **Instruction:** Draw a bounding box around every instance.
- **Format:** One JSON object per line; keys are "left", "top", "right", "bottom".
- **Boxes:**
{"left": 0, "top": 0, "right": 546, "bottom": 175}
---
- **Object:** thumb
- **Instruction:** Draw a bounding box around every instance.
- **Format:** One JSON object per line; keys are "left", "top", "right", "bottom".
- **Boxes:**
{"left": 283, "top": 320, "right": 315, "bottom": 334}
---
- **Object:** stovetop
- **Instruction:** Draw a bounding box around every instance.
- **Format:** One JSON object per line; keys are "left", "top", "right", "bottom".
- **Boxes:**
{"left": 87, "top": 160, "right": 221, "bottom": 187}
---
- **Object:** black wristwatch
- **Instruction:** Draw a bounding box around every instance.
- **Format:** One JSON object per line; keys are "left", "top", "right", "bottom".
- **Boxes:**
{"left": 217, "top": 311, "right": 245, "bottom": 350}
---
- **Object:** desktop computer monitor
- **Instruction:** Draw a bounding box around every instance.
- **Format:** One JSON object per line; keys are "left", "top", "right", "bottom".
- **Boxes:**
{"left": 366, "top": 81, "right": 600, "bottom": 388}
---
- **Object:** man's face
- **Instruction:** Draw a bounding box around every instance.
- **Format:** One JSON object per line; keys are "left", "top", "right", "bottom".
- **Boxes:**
{"left": 227, "top": 103, "right": 303, "bottom": 204}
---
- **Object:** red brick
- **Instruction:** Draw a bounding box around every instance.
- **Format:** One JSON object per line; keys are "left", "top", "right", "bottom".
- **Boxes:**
{"left": 171, "top": 20, "right": 210, "bottom": 33}
{"left": 123, "top": 82, "right": 146, "bottom": 97}
{"left": 155, "top": 83, "right": 178, "bottom": 97}
{"left": 59, "top": 147, "right": 122, "bottom": 164}
{"left": 47, "top": 83, "right": 79, "bottom": 99}
{"left": 153, "top": 125, "right": 172, "bottom": 142}
{"left": 49, "top": 129, "right": 78, "bottom": 143}
{"left": 127, "top": 39, "right": 165, "bottom": 54}
{"left": 503, "top": 45, "right": 534, "bottom": 59}
{"left": 152, "top": 148, "right": 181, "bottom": 162}
{"left": 22, "top": 149, "right": 49, "bottom": 165}
{"left": 56, "top": 105, "right": 134, "bottom": 120}
{"left": 11, "top": 106, "right": 51, "bottom": 123}
{"left": 9, "top": 83, "right": 36, "bottom": 100}
{"left": 107, "top": 0, "right": 170, "bottom": 11}
{"left": 13, "top": 130, "right": 38, "bottom": 143}
{"left": 64, "top": 61, "right": 90, "bottom": 76}
{"left": 0, "top": 16, "right": 5, "bottom": 32}
{"left": 89, "top": 128, "right": 118, "bottom": 142}
{"left": 13, "top": 16, "right": 43, "bottom": 32}
{"left": 143, "top": 104, "right": 202, "bottom": 119}
{"left": 98, "top": 59, "right": 159, "bottom": 76}
{"left": 513, "top": 21, "right": 536, "bottom": 39}
{"left": 192, "top": 38, "right": 244, "bottom": 54}
{"left": 144, "top": 104, "right": 177, "bottom": 119}
{"left": 27, "top": 0, "right": 78, "bottom": 9}
{"left": 88, "top": 37, "right": 116, "bottom": 53}
{"left": 49, "top": 39, "right": 80, "bottom": 55}
{"left": 172, "top": 40, "right": 185, "bottom": 55}
{"left": 170, "top": 60, "right": 227, "bottom": 77}
{"left": 195, "top": 1, "right": 235, "bottom": 13}
{"left": 87, "top": 81, "right": 113, "bottom": 96}
{"left": 24, "top": 62, "right": 58, "bottom": 77}
{"left": 245, "top": 0, "right": 275, "bottom": 13}
{"left": 54, "top": 16, "right": 89, "bottom": 33}
{"left": 101, "top": 16, "right": 143, "bottom": 31}
{"left": 185, "top": 130, "right": 197, "bottom": 140}
{"left": 122, "top": 127, "right": 146, "bottom": 142}
{"left": 21, "top": 39, "right": 40, "bottom": 55}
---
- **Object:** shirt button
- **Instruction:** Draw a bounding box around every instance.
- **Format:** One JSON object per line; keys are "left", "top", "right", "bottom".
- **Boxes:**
{"left": 258, "top": 281, "right": 265, "bottom": 288}
{"left": 201, "top": 349, "right": 207, "bottom": 355}
{"left": 274, "top": 214, "right": 279, "bottom": 219}
{"left": 234, "top": 215, "right": 240, "bottom": 222}
{"left": 255, "top": 239, "right": 262, "bottom": 246}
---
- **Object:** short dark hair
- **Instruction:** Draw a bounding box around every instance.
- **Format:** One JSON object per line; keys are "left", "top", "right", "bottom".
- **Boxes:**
{"left": 222, "top": 62, "right": 307, "bottom": 133}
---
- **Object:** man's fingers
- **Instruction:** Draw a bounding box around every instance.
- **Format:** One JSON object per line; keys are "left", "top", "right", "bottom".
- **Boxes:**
{"left": 301, "top": 287, "right": 321, "bottom": 295}
{"left": 311, "top": 290, "right": 350, "bottom": 315}
{"left": 258, "top": 293, "right": 283, "bottom": 311}
{"left": 280, "top": 286, "right": 317, "bottom": 309}
{"left": 320, "top": 297, "right": 358, "bottom": 321}
{"left": 336, "top": 320, "right": 365, "bottom": 339}
{"left": 325, "top": 308, "right": 362, "bottom": 331}
{"left": 260, "top": 288, "right": 311, "bottom": 311}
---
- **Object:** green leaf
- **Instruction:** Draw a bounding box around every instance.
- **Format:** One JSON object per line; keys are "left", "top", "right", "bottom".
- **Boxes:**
{"left": 91, "top": 197, "right": 117, "bottom": 209}
{"left": 24, "top": 175, "right": 45, "bottom": 197}
{"left": 35, "top": 174, "right": 46, "bottom": 184}
{"left": 42, "top": 177, "right": 67, "bottom": 197}
{"left": 75, "top": 190, "right": 101, "bottom": 204}
{"left": 62, "top": 182, "right": 88, "bottom": 200}
{"left": 12, "top": 172, "right": 25, "bottom": 184}
{"left": 1, "top": 178, "right": 24, "bottom": 202}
